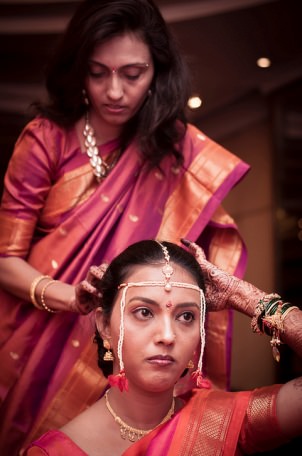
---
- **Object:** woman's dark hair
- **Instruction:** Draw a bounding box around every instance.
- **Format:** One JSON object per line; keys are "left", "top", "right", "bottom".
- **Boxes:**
{"left": 33, "top": 0, "right": 191, "bottom": 167}
{"left": 93, "top": 239, "right": 205, "bottom": 377}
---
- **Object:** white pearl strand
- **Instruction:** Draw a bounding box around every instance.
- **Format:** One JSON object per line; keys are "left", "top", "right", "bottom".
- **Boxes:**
{"left": 83, "top": 113, "right": 120, "bottom": 181}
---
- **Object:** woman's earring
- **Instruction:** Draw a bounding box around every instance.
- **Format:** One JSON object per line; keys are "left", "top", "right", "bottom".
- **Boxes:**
{"left": 82, "top": 88, "right": 89, "bottom": 106}
{"left": 103, "top": 339, "right": 114, "bottom": 362}
{"left": 187, "top": 359, "right": 194, "bottom": 369}
{"left": 148, "top": 89, "right": 152, "bottom": 97}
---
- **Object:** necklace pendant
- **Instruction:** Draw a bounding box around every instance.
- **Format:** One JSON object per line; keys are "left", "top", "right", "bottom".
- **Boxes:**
{"left": 120, "top": 427, "right": 127, "bottom": 440}
{"left": 105, "top": 390, "right": 175, "bottom": 443}
{"left": 128, "top": 431, "right": 137, "bottom": 442}
{"left": 83, "top": 113, "right": 121, "bottom": 182}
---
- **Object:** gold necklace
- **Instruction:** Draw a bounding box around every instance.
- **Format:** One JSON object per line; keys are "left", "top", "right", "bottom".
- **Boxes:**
{"left": 104, "top": 390, "right": 175, "bottom": 442}
{"left": 83, "top": 113, "right": 121, "bottom": 181}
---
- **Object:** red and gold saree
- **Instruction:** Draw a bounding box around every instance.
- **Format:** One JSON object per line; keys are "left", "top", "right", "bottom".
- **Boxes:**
{"left": 24, "top": 386, "right": 286, "bottom": 456}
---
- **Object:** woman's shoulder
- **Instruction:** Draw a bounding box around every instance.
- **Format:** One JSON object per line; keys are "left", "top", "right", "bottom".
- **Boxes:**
{"left": 182, "top": 123, "right": 208, "bottom": 143}
{"left": 25, "top": 429, "right": 88, "bottom": 455}
{"left": 15, "top": 117, "right": 67, "bottom": 149}
{"left": 182, "top": 123, "right": 228, "bottom": 156}
{"left": 15, "top": 116, "right": 79, "bottom": 162}
{"left": 23, "top": 116, "right": 68, "bottom": 137}
{"left": 181, "top": 122, "right": 249, "bottom": 173}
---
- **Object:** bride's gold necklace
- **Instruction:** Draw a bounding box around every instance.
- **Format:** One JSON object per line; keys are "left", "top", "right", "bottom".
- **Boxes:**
{"left": 104, "top": 390, "right": 175, "bottom": 442}
{"left": 83, "top": 112, "right": 121, "bottom": 181}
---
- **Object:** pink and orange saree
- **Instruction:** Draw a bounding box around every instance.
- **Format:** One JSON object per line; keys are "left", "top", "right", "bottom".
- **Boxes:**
{"left": 24, "top": 386, "right": 286, "bottom": 456}
{"left": 0, "top": 118, "right": 249, "bottom": 453}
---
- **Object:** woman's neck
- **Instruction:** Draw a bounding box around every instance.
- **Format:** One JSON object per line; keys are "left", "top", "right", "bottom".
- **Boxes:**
{"left": 87, "top": 111, "right": 124, "bottom": 145}
{"left": 106, "top": 386, "right": 177, "bottom": 431}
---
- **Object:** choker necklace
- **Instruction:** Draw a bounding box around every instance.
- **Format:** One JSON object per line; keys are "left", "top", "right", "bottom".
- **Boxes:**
{"left": 104, "top": 390, "right": 175, "bottom": 442}
{"left": 83, "top": 112, "right": 121, "bottom": 182}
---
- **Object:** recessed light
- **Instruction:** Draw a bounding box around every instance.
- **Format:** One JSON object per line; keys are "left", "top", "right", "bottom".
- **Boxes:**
{"left": 257, "top": 57, "right": 271, "bottom": 68}
{"left": 187, "top": 95, "right": 202, "bottom": 109}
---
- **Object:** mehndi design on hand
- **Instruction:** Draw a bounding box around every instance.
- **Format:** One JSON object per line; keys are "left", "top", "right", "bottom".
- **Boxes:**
{"left": 181, "top": 238, "right": 265, "bottom": 315}
{"left": 72, "top": 263, "right": 108, "bottom": 314}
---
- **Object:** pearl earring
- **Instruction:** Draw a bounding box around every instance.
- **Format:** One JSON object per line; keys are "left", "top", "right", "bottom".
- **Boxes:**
{"left": 82, "top": 89, "right": 89, "bottom": 106}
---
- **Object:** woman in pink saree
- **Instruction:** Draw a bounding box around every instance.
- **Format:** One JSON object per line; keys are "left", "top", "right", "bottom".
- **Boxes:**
{"left": 0, "top": 1, "right": 249, "bottom": 454}
{"left": 24, "top": 240, "right": 302, "bottom": 455}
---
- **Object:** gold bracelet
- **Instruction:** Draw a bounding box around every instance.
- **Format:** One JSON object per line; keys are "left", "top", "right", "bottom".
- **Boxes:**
{"left": 40, "top": 280, "right": 59, "bottom": 313}
{"left": 30, "top": 275, "right": 52, "bottom": 309}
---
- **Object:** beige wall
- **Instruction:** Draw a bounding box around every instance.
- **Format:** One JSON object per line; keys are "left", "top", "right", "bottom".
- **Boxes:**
{"left": 220, "top": 121, "right": 278, "bottom": 390}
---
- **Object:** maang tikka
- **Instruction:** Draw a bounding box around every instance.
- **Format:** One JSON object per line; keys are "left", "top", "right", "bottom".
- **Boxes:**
{"left": 107, "top": 240, "right": 208, "bottom": 393}
{"left": 160, "top": 242, "right": 174, "bottom": 291}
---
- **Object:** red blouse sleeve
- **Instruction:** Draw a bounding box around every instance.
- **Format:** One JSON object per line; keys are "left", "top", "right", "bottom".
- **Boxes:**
{"left": 238, "top": 384, "right": 291, "bottom": 454}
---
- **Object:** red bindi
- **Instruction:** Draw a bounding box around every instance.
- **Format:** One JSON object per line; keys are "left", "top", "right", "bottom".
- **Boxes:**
{"left": 165, "top": 301, "right": 173, "bottom": 309}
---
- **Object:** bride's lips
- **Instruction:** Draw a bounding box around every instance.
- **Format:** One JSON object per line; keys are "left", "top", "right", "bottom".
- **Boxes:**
{"left": 146, "top": 355, "right": 175, "bottom": 366}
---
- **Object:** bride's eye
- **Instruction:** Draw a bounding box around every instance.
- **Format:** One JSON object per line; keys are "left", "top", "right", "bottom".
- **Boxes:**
{"left": 177, "top": 311, "right": 195, "bottom": 323}
{"left": 133, "top": 307, "right": 153, "bottom": 320}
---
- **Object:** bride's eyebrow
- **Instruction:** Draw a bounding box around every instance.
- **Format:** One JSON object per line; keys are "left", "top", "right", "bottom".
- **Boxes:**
{"left": 128, "top": 296, "right": 199, "bottom": 309}
{"left": 128, "top": 296, "right": 157, "bottom": 305}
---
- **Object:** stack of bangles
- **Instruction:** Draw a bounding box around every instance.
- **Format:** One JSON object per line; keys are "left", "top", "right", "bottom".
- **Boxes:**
{"left": 251, "top": 293, "right": 299, "bottom": 362}
{"left": 29, "top": 275, "right": 60, "bottom": 314}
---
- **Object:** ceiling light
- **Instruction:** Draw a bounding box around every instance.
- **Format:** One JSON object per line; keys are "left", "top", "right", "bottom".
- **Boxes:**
{"left": 187, "top": 96, "right": 202, "bottom": 109}
{"left": 257, "top": 57, "right": 271, "bottom": 68}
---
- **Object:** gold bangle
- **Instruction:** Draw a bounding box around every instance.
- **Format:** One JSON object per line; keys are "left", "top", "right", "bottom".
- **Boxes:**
{"left": 30, "top": 275, "right": 51, "bottom": 309}
{"left": 40, "top": 280, "right": 59, "bottom": 313}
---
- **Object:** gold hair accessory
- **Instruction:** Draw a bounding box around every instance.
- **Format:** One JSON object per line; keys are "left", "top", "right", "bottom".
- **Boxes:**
{"left": 158, "top": 242, "right": 174, "bottom": 291}
{"left": 103, "top": 339, "right": 114, "bottom": 362}
{"left": 83, "top": 112, "right": 121, "bottom": 181}
{"left": 40, "top": 280, "right": 60, "bottom": 313}
{"left": 105, "top": 390, "right": 175, "bottom": 442}
{"left": 30, "top": 275, "right": 52, "bottom": 309}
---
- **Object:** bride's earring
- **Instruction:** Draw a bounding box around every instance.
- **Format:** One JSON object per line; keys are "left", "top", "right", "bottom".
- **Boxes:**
{"left": 103, "top": 339, "right": 114, "bottom": 362}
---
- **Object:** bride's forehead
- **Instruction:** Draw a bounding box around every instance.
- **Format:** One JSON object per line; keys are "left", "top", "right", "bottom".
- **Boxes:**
{"left": 124, "top": 263, "right": 196, "bottom": 284}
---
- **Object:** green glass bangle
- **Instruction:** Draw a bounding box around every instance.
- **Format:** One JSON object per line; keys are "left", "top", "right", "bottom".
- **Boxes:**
{"left": 280, "top": 302, "right": 292, "bottom": 314}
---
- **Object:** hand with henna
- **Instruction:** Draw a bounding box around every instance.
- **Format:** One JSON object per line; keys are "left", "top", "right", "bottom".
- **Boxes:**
{"left": 180, "top": 238, "right": 270, "bottom": 317}
{"left": 71, "top": 264, "right": 108, "bottom": 314}
{"left": 180, "top": 239, "right": 302, "bottom": 371}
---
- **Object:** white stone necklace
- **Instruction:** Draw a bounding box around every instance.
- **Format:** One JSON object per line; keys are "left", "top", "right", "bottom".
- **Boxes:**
{"left": 83, "top": 113, "right": 121, "bottom": 181}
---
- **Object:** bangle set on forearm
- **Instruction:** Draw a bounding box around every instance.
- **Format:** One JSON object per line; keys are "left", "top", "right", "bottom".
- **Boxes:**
{"left": 29, "top": 275, "right": 59, "bottom": 313}
{"left": 251, "top": 294, "right": 299, "bottom": 362}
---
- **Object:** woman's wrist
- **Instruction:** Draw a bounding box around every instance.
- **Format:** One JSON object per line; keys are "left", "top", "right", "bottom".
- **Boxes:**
{"left": 32, "top": 278, "right": 75, "bottom": 313}
{"left": 30, "top": 275, "right": 52, "bottom": 310}
{"left": 250, "top": 296, "right": 301, "bottom": 362}
{"left": 227, "top": 281, "right": 265, "bottom": 316}
{"left": 282, "top": 307, "right": 302, "bottom": 358}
